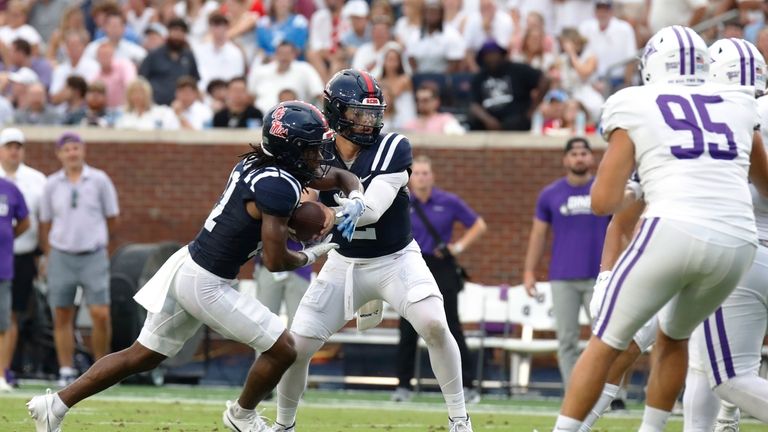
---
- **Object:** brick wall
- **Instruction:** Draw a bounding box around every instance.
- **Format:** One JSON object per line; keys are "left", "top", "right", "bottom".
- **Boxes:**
{"left": 21, "top": 130, "right": 602, "bottom": 285}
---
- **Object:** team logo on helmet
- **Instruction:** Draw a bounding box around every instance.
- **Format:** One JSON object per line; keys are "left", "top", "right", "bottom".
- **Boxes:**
{"left": 269, "top": 105, "right": 288, "bottom": 139}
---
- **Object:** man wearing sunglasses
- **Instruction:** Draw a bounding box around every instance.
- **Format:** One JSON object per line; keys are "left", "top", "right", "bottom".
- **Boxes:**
{"left": 38, "top": 131, "right": 120, "bottom": 388}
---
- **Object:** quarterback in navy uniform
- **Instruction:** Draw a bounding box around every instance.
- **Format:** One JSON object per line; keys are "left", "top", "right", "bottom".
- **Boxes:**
{"left": 272, "top": 70, "right": 473, "bottom": 432}
{"left": 27, "top": 101, "right": 367, "bottom": 432}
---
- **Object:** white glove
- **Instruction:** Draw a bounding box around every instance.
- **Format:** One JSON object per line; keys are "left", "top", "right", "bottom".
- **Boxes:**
{"left": 300, "top": 235, "right": 339, "bottom": 265}
{"left": 334, "top": 190, "right": 366, "bottom": 241}
{"left": 626, "top": 178, "right": 643, "bottom": 201}
{"left": 589, "top": 270, "right": 612, "bottom": 320}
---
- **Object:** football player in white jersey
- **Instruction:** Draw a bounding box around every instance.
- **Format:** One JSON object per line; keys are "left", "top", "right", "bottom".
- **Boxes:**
{"left": 552, "top": 26, "right": 768, "bottom": 432}
{"left": 682, "top": 37, "right": 768, "bottom": 431}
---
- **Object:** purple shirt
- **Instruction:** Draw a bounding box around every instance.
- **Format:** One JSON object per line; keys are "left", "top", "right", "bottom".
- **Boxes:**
{"left": 0, "top": 178, "right": 28, "bottom": 280}
{"left": 535, "top": 177, "right": 609, "bottom": 281}
{"left": 410, "top": 187, "right": 479, "bottom": 256}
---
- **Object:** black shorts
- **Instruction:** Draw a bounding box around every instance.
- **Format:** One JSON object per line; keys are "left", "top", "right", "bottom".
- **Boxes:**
{"left": 11, "top": 252, "right": 37, "bottom": 312}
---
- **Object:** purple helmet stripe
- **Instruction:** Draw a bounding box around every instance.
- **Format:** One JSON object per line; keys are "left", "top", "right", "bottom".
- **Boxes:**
{"left": 671, "top": 26, "right": 686, "bottom": 76}
{"left": 703, "top": 317, "right": 723, "bottom": 385}
{"left": 715, "top": 308, "right": 737, "bottom": 379}
{"left": 746, "top": 40, "right": 756, "bottom": 85}
{"left": 683, "top": 27, "right": 696, "bottom": 75}
{"left": 730, "top": 38, "right": 747, "bottom": 86}
{"left": 596, "top": 217, "right": 660, "bottom": 339}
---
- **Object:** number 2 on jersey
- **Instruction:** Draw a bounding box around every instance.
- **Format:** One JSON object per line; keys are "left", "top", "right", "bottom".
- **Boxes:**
{"left": 656, "top": 94, "right": 737, "bottom": 160}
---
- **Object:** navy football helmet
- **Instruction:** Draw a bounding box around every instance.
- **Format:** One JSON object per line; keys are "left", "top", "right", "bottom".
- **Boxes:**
{"left": 323, "top": 69, "right": 386, "bottom": 146}
{"left": 262, "top": 101, "right": 335, "bottom": 185}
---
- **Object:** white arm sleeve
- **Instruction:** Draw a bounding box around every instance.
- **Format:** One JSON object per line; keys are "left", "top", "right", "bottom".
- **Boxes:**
{"left": 356, "top": 171, "right": 409, "bottom": 227}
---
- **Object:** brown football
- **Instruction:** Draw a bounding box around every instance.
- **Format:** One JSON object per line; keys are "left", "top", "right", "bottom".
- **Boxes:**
{"left": 288, "top": 201, "right": 330, "bottom": 242}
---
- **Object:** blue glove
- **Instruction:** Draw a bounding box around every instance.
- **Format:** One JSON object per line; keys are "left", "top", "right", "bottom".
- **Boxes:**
{"left": 334, "top": 191, "right": 366, "bottom": 241}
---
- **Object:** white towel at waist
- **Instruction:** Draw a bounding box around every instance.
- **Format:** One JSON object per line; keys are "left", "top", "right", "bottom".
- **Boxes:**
{"left": 133, "top": 246, "right": 190, "bottom": 313}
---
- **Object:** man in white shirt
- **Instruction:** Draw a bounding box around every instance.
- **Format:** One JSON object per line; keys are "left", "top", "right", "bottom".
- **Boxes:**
{"left": 0, "top": 0, "right": 42, "bottom": 49}
{"left": 578, "top": 0, "right": 637, "bottom": 90}
{"left": 464, "top": 0, "right": 514, "bottom": 69}
{"left": 351, "top": 18, "right": 392, "bottom": 71}
{"left": 83, "top": 11, "right": 147, "bottom": 66}
{"left": 247, "top": 41, "right": 324, "bottom": 115}
{"left": 306, "top": 0, "right": 349, "bottom": 81}
{"left": 0, "top": 128, "right": 46, "bottom": 390}
{"left": 171, "top": 76, "right": 213, "bottom": 130}
{"left": 647, "top": 0, "right": 707, "bottom": 34}
{"left": 50, "top": 30, "right": 101, "bottom": 105}
{"left": 192, "top": 13, "right": 246, "bottom": 93}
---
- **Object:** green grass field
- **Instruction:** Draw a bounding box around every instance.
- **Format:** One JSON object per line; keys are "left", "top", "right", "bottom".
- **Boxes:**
{"left": 1, "top": 384, "right": 766, "bottom": 431}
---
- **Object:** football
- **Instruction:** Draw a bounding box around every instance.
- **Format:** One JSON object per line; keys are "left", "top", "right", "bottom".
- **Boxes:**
{"left": 288, "top": 201, "right": 330, "bottom": 242}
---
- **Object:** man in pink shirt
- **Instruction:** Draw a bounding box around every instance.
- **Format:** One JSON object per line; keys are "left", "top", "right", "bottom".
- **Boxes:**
{"left": 402, "top": 83, "right": 464, "bottom": 134}
{"left": 94, "top": 42, "right": 137, "bottom": 109}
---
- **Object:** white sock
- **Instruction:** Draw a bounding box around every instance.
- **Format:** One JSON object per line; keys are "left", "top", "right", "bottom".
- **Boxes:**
{"left": 59, "top": 366, "right": 77, "bottom": 376}
{"left": 715, "top": 374, "right": 768, "bottom": 422}
{"left": 683, "top": 368, "right": 719, "bottom": 432}
{"left": 275, "top": 335, "right": 324, "bottom": 427}
{"left": 716, "top": 400, "right": 739, "bottom": 422}
{"left": 230, "top": 400, "right": 255, "bottom": 420}
{"left": 406, "top": 297, "right": 467, "bottom": 419}
{"left": 51, "top": 393, "right": 69, "bottom": 418}
{"left": 579, "top": 383, "right": 620, "bottom": 431}
{"left": 638, "top": 406, "right": 670, "bottom": 432}
{"left": 553, "top": 415, "right": 582, "bottom": 431}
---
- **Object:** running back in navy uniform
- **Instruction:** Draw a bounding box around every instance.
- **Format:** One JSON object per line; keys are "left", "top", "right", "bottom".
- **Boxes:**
{"left": 320, "top": 132, "right": 413, "bottom": 258}
{"left": 190, "top": 160, "right": 302, "bottom": 279}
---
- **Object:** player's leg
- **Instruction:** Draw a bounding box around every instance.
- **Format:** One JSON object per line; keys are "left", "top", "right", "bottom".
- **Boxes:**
{"left": 713, "top": 401, "right": 740, "bottom": 431}
{"left": 276, "top": 253, "right": 351, "bottom": 429}
{"left": 683, "top": 367, "right": 720, "bottom": 432}
{"left": 550, "top": 280, "right": 584, "bottom": 388}
{"left": 393, "top": 316, "right": 419, "bottom": 399}
{"left": 80, "top": 249, "right": 112, "bottom": 360}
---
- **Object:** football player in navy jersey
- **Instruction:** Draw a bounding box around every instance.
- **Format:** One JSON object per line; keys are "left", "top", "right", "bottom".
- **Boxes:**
{"left": 272, "top": 70, "right": 473, "bottom": 432}
{"left": 27, "top": 101, "right": 367, "bottom": 432}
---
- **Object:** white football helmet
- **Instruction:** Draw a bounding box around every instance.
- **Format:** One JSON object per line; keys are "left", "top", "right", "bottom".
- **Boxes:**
{"left": 640, "top": 25, "right": 709, "bottom": 86}
{"left": 709, "top": 38, "right": 767, "bottom": 95}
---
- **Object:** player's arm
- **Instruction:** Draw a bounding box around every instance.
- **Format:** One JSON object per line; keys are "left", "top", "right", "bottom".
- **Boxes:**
{"left": 522, "top": 218, "right": 549, "bottom": 297}
{"left": 307, "top": 166, "right": 363, "bottom": 197}
{"left": 600, "top": 199, "right": 645, "bottom": 271}
{"left": 13, "top": 216, "right": 29, "bottom": 238}
{"left": 749, "top": 131, "right": 768, "bottom": 197}
{"left": 355, "top": 171, "right": 409, "bottom": 227}
{"left": 260, "top": 212, "right": 332, "bottom": 271}
{"left": 591, "top": 129, "right": 636, "bottom": 215}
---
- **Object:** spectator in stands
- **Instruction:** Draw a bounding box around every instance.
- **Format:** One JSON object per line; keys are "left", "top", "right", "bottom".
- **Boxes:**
{"left": 81, "top": 81, "right": 120, "bottom": 127}
{"left": 0, "top": 1, "right": 43, "bottom": 50}
{"left": 255, "top": 0, "right": 309, "bottom": 59}
{"left": 371, "top": 0, "right": 396, "bottom": 25}
{"left": 523, "top": 136, "right": 609, "bottom": 389}
{"left": 50, "top": 31, "right": 100, "bottom": 106}
{"left": 205, "top": 78, "right": 227, "bottom": 113}
{"left": 395, "top": 0, "right": 423, "bottom": 45}
{"left": 28, "top": 0, "right": 69, "bottom": 43}
{"left": 0, "top": 141, "right": 29, "bottom": 392}
{"left": 352, "top": 17, "right": 392, "bottom": 71}
{"left": 3, "top": 38, "right": 52, "bottom": 91}
{"left": 745, "top": 1, "right": 768, "bottom": 43}
{"left": 212, "top": 76, "right": 263, "bottom": 128}
{"left": 374, "top": 43, "right": 416, "bottom": 131}
{"left": 612, "top": 0, "right": 649, "bottom": 47}
{"left": 553, "top": 0, "right": 595, "bottom": 35}
{"left": 721, "top": 18, "right": 745, "bottom": 39}
{"left": 14, "top": 82, "right": 61, "bottom": 125}
{"left": 551, "top": 28, "right": 603, "bottom": 122}
{"left": 61, "top": 76, "right": 89, "bottom": 125}
{"left": 84, "top": 10, "right": 147, "bottom": 65}
{"left": 534, "top": 88, "right": 588, "bottom": 135}
{"left": 402, "top": 83, "right": 465, "bottom": 134}
{"left": 469, "top": 40, "right": 545, "bottom": 131}
{"left": 224, "top": 0, "right": 261, "bottom": 63}
{"left": 464, "top": 0, "right": 515, "bottom": 71}
{"left": 192, "top": 13, "right": 246, "bottom": 93}
{"left": 247, "top": 41, "right": 323, "bottom": 115}
{"left": 647, "top": 0, "right": 707, "bottom": 34}
{"left": 125, "top": 0, "right": 156, "bottom": 40}
{"left": 578, "top": 0, "right": 636, "bottom": 91}
{"left": 277, "top": 88, "right": 298, "bottom": 102}
{"left": 758, "top": 27, "right": 768, "bottom": 62}
{"left": 407, "top": 0, "right": 466, "bottom": 74}
{"left": 116, "top": 78, "right": 180, "bottom": 130}
{"left": 443, "top": 0, "right": 468, "bottom": 34}
{"left": 306, "top": 0, "right": 349, "bottom": 82}
{"left": 174, "top": 0, "right": 220, "bottom": 45}
{"left": 40, "top": 131, "right": 120, "bottom": 387}
{"left": 142, "top": 23, "right": 167, "bottom": 52}
{"left": 510, "top": 11, "right": 556, "bottom": 71}
{"left": 0, "top": 128, "right": 45, "bottom": 392}
{"left": 171, "top": 76, "right": 212, "bottom": 130}
{"left": 340, "top": 0, "right": 371, "bottom": 52}
{"left": 94, "top": 42, "right": 137, "bottom": 110}
{"left": 45, "top": 6, "right": 87, "bottom": 63}
{"left": 139, "top": 18, "right": 199, "bottom": 106}
{"left": 392, "top": 155, "right": 486, "bottom": 404}
{"left": 90, "top": 1, "right": 141, "bottom": 44}
{"left": 4, "top": 67, "right": 38, "bottom": 108}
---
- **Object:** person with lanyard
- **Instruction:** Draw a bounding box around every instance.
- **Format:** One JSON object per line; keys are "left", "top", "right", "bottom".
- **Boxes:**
{"left": 392, "top": 154, "right": 487, "bottom": 404}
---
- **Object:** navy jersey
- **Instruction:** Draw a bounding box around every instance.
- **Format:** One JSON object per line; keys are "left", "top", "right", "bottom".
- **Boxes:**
{"left": 320, "top": 132, "right": 413, "bottom": 258}
{"left": 189, "top": 159, "right": 302, "bottom": 279}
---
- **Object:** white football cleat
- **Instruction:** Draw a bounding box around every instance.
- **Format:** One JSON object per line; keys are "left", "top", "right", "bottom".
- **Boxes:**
{"left": 27, "top": 389, "right": 63, "bottom": 432}
{"left": 714, "top": 419, "right": 739, "bottom": 432}
{"left": 449, "top": 415, "right": 473, "bottom": 432}
{"left": 271, "top": 422, "right": 296, "bottom": 431}
{"left": 390, "top": 387, "right": 413, "bottom": 402}
{"left": 222, "top": 400, "right": 270, "bottom": 432}
{"left": 0, "top": 377, "right": 12, "bottom": 392}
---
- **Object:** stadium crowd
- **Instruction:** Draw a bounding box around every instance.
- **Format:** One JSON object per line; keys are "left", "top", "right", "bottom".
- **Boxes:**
{"left": 0, "top": 0, "right": 755, "bottom": 137}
